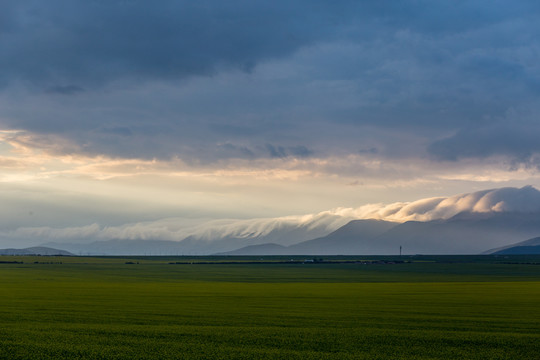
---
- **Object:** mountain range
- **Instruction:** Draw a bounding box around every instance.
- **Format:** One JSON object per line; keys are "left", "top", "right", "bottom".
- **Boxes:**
{"left": 42, "top": 210, "right": 540, "bottom": 256}
{"left": 32, "top": 186, "right": 540, "bottom": 255}
{"left": 42, "top": 215, "right": 352, "bottom": 255}
{"left": 219, "top": 211, "right": 540, "bottom": 255}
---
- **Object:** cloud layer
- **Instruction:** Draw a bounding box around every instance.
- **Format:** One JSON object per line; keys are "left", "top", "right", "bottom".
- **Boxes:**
{"left": 4, "top": 186, "right": 540, "bottom": 249}
{"left": 1, "top": 1, "right": 540, "bottom": 167}
{"left": 0, "top": 0, "right": 339, "bottom": 87}
{"left": 350, "top": 185, "right": 540, "bottom": 222}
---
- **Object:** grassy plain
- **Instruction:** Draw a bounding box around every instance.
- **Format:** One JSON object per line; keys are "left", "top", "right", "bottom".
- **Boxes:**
{"left": 0, "top": 256, "right": 539, "bottom": 359}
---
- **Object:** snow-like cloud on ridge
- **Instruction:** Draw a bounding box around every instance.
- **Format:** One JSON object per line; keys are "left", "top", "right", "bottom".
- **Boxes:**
{"left": 345, "top": 185, "right": 540, "bottom": 222}
{"left": 4, "top": 186, "right": 540, "bottom": 247}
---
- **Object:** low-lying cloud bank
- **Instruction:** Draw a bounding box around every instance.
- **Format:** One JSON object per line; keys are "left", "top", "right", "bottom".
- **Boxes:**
{"left": 4, "top": 186, "right": 540, "bottom": 248}
{"left": 9, "top": 213, "right": 354, "bottom": 248}
{"left": 348, "top": 185, "right": 540, "bottom": 222}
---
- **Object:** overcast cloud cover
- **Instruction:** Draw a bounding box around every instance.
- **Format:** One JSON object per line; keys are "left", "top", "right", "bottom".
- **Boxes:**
{"left": 2, "top": 1, "right": 540, "bottom": 248}
{"left": 1, "top": 0, "right": 540, "bottom": 163}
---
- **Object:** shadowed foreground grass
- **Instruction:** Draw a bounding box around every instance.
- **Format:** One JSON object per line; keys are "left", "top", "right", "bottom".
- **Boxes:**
{"left": 0, "top": 257, "right": 539, "bottom": 359}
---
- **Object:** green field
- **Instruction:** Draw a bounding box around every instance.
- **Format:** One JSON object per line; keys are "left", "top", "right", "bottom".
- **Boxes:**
{"left": 0, "top": 256, "right": 539, "bottom": 359}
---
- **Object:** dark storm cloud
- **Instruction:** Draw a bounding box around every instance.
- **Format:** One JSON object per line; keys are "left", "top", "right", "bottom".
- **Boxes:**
{"left": 0, "top": 0, "right": 359, "bottom": 88}
{"left": 2, "top": 1, "right": 540, "bottom": 165}
{"left": 3, "top": 0, "right": 535, "bottom": 89}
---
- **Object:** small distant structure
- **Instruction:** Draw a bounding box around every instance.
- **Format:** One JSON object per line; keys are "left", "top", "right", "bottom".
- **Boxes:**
{"left": 399, "top": 246, "right": 402, "bottom": 257}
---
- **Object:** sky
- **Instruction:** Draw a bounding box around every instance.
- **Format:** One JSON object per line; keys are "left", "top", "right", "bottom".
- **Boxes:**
{"left": 2, "top": 1, "right": 540, "bottom": 246}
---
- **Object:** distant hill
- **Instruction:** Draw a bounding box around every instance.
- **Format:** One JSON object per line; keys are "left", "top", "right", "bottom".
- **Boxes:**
{"left": 484, "top": 237, "right": 540, "bottom": 255}
{"left": 0, "top": 247, "right": 74, "bottom": 256}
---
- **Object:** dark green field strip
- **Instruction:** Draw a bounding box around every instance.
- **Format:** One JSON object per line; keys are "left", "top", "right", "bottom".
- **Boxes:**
{"left": 2, "top": 280, "right": 538, "bottom": 325}
{"left": 1, "top": 323, "right": 538, "bottom": 360}
{"left": 0, "top": 261, "right": 539, "bottom": 359}
{"left": 82, "top": 254, "right": 540, "bottom": 264}
{"left": 1, "top": 260, "right": 540, "bottom": 283}
{"left": 4, "top": 254, "right": 540, "bottom": 265}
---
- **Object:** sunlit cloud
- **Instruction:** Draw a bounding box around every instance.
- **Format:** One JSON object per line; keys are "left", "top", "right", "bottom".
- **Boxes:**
{"left": 3, "top": 186, "right": 539, "bottom": 251}
{"left": 1, "top": 128, "right": 540, "bottom": 211}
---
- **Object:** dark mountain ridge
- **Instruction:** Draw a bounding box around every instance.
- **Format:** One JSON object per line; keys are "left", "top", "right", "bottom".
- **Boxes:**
{"left": 222, "top": 211, "right": 540, "bottom": 255}
{"left": 40, "top": 210, "right": 540, "bottom": 256}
